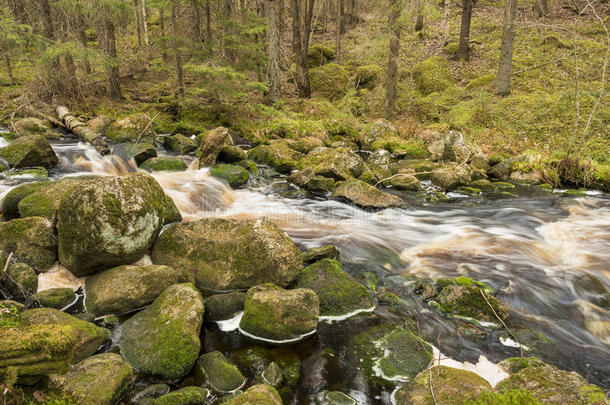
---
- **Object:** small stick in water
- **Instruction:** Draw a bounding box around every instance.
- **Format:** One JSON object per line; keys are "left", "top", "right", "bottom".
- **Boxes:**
{"left": 479, "top": 288, "right": 523, "bottom": 357}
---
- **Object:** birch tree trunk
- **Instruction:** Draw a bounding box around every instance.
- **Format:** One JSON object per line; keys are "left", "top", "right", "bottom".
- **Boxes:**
{"left": 265, "top": 0, "right": 283, "bottom": 102}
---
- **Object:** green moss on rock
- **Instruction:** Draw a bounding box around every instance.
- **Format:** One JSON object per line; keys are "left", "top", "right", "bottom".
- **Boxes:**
{"left": 0, "top": 216, "right": 57, "bottom": 272}
{"left": 210, "top": 164, "right": 250, "bottom": 188}
{"left": 204, "top": 292, "right": 246, "bottom": 322}
{"left": 222, "top": 384, "right": 282, "bottom": 405}
{"left": 310, "top": 64, "right": 349, "bottom": 101}
{"left": 17, "top": 178, "right": 85, "bottom": 223}
{"left": 197, "top": 351, "right": 246, "bottom": 393}
{"left": 332, "top": 180, "right": 404, "bottom": 208}
{"left": 0, "top": 135, "right": 58, "bottom": 168}
{"left": 152, "top": 387, "right": 209, "bottom": 405}
{"left": 435, "top": 283, "right": 507, "bottom": 324}
{"left": 151, "top": 218, "right": 302, "bottom": 292}
{"left": 113, "top": 143, "right": 157, "bottom": 165}
{"left": 22, "top": 308, "right": 110, "bottom": 363}
{"left": 119, "top": 283, "right": 204, "bottom": 381}
{"left": 412, "top": 57, "right": 454, "bottom": 96}
{"left": 302, "top": 245, "right": 340, "bottom": 264}
{"left": 1, "top": 181, "right": 49, "bottom": 219}
{"left": 219, "top": 145, "right": 248, "bottom": 163}
{"left": 354, "top": 65, "right": 382, "bottom": 90}
{"left": 105, "top": 113, "right": 156, "bottom": 144}
{"left": 248, "top": 143, "right": 302, "bottom": 174}
{"left": 299, "top": 147, "right": 364, "bottom": 180}
{"left": 1, "top": 263, "right": 37, "bottom": 301}
{"left": 240, "top": 283, "right": 320, "bottom": 341}
{"left": 85, "top": 264, "right": 192, "bottom": 316}
{"left": 34, "top": 288, "right": 76, "bottom": 309}
{"left": 295, "top": 259, "right": 374, "bottom": 317}
{"left": 163, "top": 134, "right": 197, "bottom": 155}
{"left": 308, "top": 44, "right": 335, "bottom": 68}
{"left": 140, "top": 156, "right": 187, "bottom": 172}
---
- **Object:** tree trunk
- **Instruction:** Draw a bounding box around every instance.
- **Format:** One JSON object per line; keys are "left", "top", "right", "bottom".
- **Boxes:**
{"left": 99, "top": 19, "right": 122, "bottom": 99}
{"left": 493, "top": 0, "right": 517, "bottom": 95}
{"left": 141, "top": 0, "right": 150, "bottom": 45}
{"left": 171, "top": 3, "right": 185, "bottom": 97}
{"left": 190, "top": 0, "right": 203, "bottom": 42}
{"left": 265, "top": 0, "right": 282, "bottom": 102}
{"left": 133, "top": 0, "right": 142, "bottom": 47}
{"left": 292, "top": 0, "right": 313, "bottom": 97}
{"left": 205, "top": 0, "right": 212, "bottom": 41}
{"left": 339, "top": 0, "right": 345, "bottom": 33}
{"left": 160, "top": 9, "right": 168, "bottom": 62}
{"left": 457, "top": 0, "right": 473, "bottom": 60}
{"left": 3, "top": 53, "right": 16, "bottom": 86}
{"left": 385, "top": 0, "right": 402, "bottom": 118}
{"left": 414, "top": 0, "right": 424, "bottom": 32}
{"left": 224, "top": 0, "right": 236, "bottom": 63}
{"left": 442, "top": 0, "right": 450, "bottom": 44}
{"left": 336, "top": 0, "right": 342, "bottom": 63}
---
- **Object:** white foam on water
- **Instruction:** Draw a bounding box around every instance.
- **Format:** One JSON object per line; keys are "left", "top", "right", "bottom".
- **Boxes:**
{"left": 318, "top": 306, "right": 376, "bottom": 323}
{"left": 237, "top": 325, "right": 317, "bottom": 344}
{"left": 499, "top": 336, "right": 529, "bottom": 351}
{"left": 0, "top": 137, "right": 8, "bottom": 148}
{"left": 37, "top": 263, "right": 85, "bottom": 292}
{"left": 60, "top": 293, "right": 80, "bottom": 311}
{"left": 215, "top": 311, "right": 243, "bottom": 332}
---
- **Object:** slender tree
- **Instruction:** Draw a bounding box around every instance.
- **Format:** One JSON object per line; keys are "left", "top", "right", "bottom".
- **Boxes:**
{"left": 414, "top": 0, "right": 424, "bottom": 32}
{"left": 170, "top": 2, "right": 185, "bottom": 97}
{"left": 132, "top": 0, "right": 142, "bottom": 46}
{"left": 292, "top": 0, "right": 315, "bottom": 97}
{"left": 98, "top": 17, "right": 122, "bottom": 98}
{"left": 492, "top": 0, "right": 517, "bottom": 95}
{"left": 385, "top": 0, "right": 402, "bottom": 118}
{"left": 457, "top": 0, "right": 473, "bottom": 60}
{"left": 265, "top": 0, "right": 282, "bottom": 101}
{"left": 336, "top": 0, "right": 342, "bottom": 63}
{"left": 141, "top": 0, "right": 150, "bottom": 45}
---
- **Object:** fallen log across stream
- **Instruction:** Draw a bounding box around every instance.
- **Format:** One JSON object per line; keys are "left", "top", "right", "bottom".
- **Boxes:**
{"left": 55, "top": 106, "right": 110, "bottom": 154}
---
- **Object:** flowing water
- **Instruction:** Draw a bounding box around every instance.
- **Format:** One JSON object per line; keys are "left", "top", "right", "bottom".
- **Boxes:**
{"left": 1, "top": 134, "right": 609, "bottom": 402}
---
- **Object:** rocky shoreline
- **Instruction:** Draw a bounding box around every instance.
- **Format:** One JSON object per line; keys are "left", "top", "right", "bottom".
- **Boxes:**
{"left": 0, "top": 115, "right": 608, "bottom": 404}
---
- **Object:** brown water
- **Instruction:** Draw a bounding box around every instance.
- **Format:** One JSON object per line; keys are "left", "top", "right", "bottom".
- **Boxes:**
{"left": 1, "top": 136, "right": 609, "bottom": 401}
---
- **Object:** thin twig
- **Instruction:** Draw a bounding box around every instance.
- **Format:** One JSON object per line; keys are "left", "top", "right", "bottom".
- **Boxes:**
{"left": 134, "top": 113, "right": 159, "bottom": 144}
{"left": 479, "top": 288, "right": 523, "bottom": 357}
{"left": 429, "top": 366, "right": 438, "bottom": 405}
{"left": 1, "top": 252, "right": 13, "bottom": 280}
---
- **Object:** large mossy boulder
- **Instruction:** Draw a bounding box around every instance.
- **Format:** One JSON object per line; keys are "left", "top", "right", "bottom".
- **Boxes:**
{"left": 219, "top": 144, "right": 248, "bottom": 163}
{"left": 22, "top": 308, "right": 110, "bottom": 363}
{"left": 295, "top": 259, "right": 374, "bottom": 317}
{"left": 50, "top": 353, "right": 134, "bottom": 405}
{"left": 17, "top": 178, "right": 85, "bottom": 223}
{"left": 105, "top": 113, "right": 155, "bottom": 144}
{"left": 248, "top": 143, "right": 302, "bottom": 174}
{"left": 412, "top": 56, "right": 454, "bottom": 95}
{"left": 140, "top": 156, "right": 187, "bottom": 172}
{"left": 299, "top": 147, "right": 364, "bottom": 181}
{"left": 310, "top": 63, "right": 349, "bottom": 101}
{"left": 427, "top": 131, "right": 475, "bottom": 163}
{"left": 112, "top": 143, "right": 157, "bottom": 165}
{"left": 354, "top": 64, "right": 382, "bottom": 90}
{"left": 332, "top": 180, "right": 404, "bottom": 208}
{"left": 496, "top": 359, "right": 607, "bottom": 404}
{"left": 12, "top": 117, "right": 54, "bottom": 138}
{"left": 210, "top": 163, "right": 250, "bottom": 188}
{"left": 430, "top": 163, "right": 472, "bottom": 190}
{"left": 34, "top": 288, "right": 77, "bottom": 309}
{"left": 152, "top": 218, "right": 302, "bottom": 292}
{"left": 1, "top": 263, "right": 38, "bottom": 301}
{"left": 0, "top": 135, "right": 58, "bottom": 168}
{"left": 348, "top": 322, "right": 432, "bottom": 386}
{"left": 302, "top": 245, "right": 340, "bottom": 264}
{"left": 0, "top": 216, "right": 57, "bottom": 272}
{"left": 196, "top": 351, "right": 246, "bottom": 393}
{"left": 119, "top": 283, "right": 204, "bottom": 381}
{"left": 153, "top": 387, "right": 210, "bottom": 405}
{"left": 230, "top": 346, "right": 301, "bottom": 387}
{"left": 1, "top": 181, "right": 49, "bottom": 218}
{"left": 223, "top": 384, "right": 283, "bottom": 405}
{"left": 163, "top": 133, "right": 197, "bottom": 155}
{"left": 198, "top": 127, "right": 233, "bottom": 167}
{"left": 57, "top": 173, "right": 180, "bottom": 276}
{"left": 85, "top": 264, "right": 192, "bottom": 316}
{"left": 393, "top": 366, "right": 492, "bottom": 404}
{"left": 0, "top": 324, "right": 76, "bottom": 379}
{"left": 308, "top": 44, "right": 335, "bottom": 68}
{"left": 240, "top": 284, "right": 319, "bottom": 342}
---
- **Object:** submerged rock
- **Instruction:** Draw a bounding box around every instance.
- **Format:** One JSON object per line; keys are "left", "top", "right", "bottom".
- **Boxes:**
{"left": 198, "top": 127, "right": 233, "bottom": 167}
{"left": 393, "top": 366, "right": 491, "bottom": 404}
{"left": 50, "top": 353, "right": 134, "bottom": 405}
{"left": 332, "top": 179, "right": 404, "bottom": 208}
{"left": 248, "top": 143, "right": 302, "bottom": 174}
{"left": 204, "top": 292, "right": 246, "bottom": 322}
{"left": 496, "top": 359, "right": 607, "bottom": 404}
{"left": 240, "top": 284, "right": 319, "bottom": 342}
{"left": 22, "top": 308, "right": 110, "bottom": 363}
{"left": 315, "top": 390, "right": 357, "bottom": 405}
{"left": 152, "top": 387, "right": 210, "bottom": 405}
{"left": 57, "top": 173, "right": 180, "bottom": 276}
{"left": 34, "top": 288, "right": 76, "bottom": 309}
{"left": 197, "top": 351, "right": 246, "bottom": 393}
{"left": 152, "top": 218, "right": 302, "bottom": 292}
{"left": 231, "top": 346, "right": 301, "bottom": 387}
{"left": 0, "top": 324, "right": 76, "bottom": 379}
{"left": 434, "top": 280, "right": 507, "bottom": 324}
{"left": 0, "top": 135, "right": 58, "bottom": 168}
{"left": 222, "top": 384, "right": 282, "bottom": 405}
{"left": 120, "top": 283, "right": 204, "bottom": 381}
{"left": 140, "top": 156, "right": 187, "bottom": 172}
{"left": 85, "top": 264, "right": 192, "bottom": 316}
{"left": 295, "top": 259, "right": 374, "bottom": 317}
{"left": 0, "top": 216, "right": 57, "bottom": 272}
{"left": 210, "top": 163, "right": 250, "bottom": 188}
{"left": 163, "top": 133, "right": 197, "bottom": 155}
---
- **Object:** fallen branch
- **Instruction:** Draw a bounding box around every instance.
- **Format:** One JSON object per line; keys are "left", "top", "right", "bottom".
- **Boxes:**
{"left": 56, "top": 106, "right": 110, "bottom": 155}
{"left": 479, "top": 288, "right": 523, "bottom": 357}
{"left": 134, "top": 113, "right": 159, "bottom": 144}
{"left": 1, "top": 252, "right": 13, "bottom": 281}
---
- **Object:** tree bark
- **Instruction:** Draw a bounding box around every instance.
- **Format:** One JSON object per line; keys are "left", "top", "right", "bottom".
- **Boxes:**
{"left": 493, "top": 0, "right": 517, "bottom": 95}
{"left": 385, "top": 0, "right": 402, "bottom": 118}
{"left": 98, "top": 18, "right": 122, "bottom": 99}
{"left": 205, "top": 0, "right": 212, "bottom": 41}
{"left": 414, "top": 0, "right": 424, "bottom": 32}
{"left": 141, "top": 0, "right": 150, "bottom": 46}
{"left": 133, "top": 0, "right": 142, "bottom": 46}
{"left": 457, "top": 0, "right": 473, "bottom": 60}
{"left": 171, "top": 3, "right": 185, "bottom": 97}
{"left": 265, "top": 0, "right": 282, "bottom": 102}
{"left": 292, "top": 0, "right": 314, "bottom": 97}
{"left": 190, "top": 0, "right": 203, "bottom": 42}
{"left": 224, "top": 0, "right": 236, "bottom": 63}
{"left": 56, "top": 106, "right": 110, "bottom": 154}
{"left": 336, "top": 0, "right": 342, "bottom": 63}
